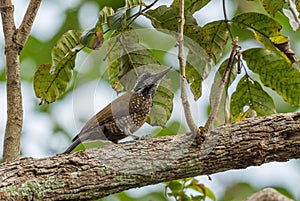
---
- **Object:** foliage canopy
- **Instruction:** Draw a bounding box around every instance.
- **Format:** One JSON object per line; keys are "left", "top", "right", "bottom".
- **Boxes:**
{"left": 33, "top": 0, "right": 300, "bottom": 127}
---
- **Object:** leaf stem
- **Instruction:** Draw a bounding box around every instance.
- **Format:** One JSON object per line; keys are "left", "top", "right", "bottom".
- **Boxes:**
{"left": 204, "top": 37, "right": 239, "bottom": 131}
{"left": 178, "top": 0, "right": 198, "bottom": 134}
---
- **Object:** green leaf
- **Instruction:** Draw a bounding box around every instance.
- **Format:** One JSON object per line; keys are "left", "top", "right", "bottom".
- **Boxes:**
{"left": 146, "top": 6, "right": 228, "bottom": 98}
{"left": 186, "top": 64, "right": 203, "bottom": 100}
{"left": 231, "top": 76, "right": 276, "bottom": 120}
{"left": 34, "top": 30, "right": 80, "bottom": 104}
{"left": 185, "top": 34, "right": 214, "bottom": 100}
{"left": 70, "top": 140, "right": 113, "bottom": 153}
{"left": 98, "top": 6, "right": 115, "bottom": 25}
{"left": 232, "top": 12, "right": 282, "bottom": 38}
{"left": 152, "top": 121, "right": 187, "bottom": 137}
{"left": 107, "top": 32, "right": 158, "bottom": 91}
{"left": 107, "top": 7, "right": 127, "bottom": 31}
{"left": 200, "top": 20, "right": 229, "bottom": 63}
{"left": 146, "top": 5, "right": 228, "bottom": 58}
{"left": 50, "top": 30, "right": 80, "bottom": 73}
{"left": 171, "top": 0, "right": 211, "bottom": 14}
{"left": 270, "top": 36, "right": 298, "bottom": 63}
{"left": 167, "top": 181, "right": 183, "bottom": 193}
{"left": 106, "top": 32, "right": 174, "bottom": 126}
{"left": 210, "top": 58, "right": 237, "bottom": 125}
{"left": 232, "top": 12, "right": 297, "bottom": 63}
{"left": 184, "top": 21, "right": 228, "bottom": 100}
{"left": 261, "top": 0, "right": 285, "bottom": 16}
{"left": 145, "top": 5, "right": 197, "bottom": 31}
{"left": 148, "top": 78, "right": 174, "bottom": 126}
{"left": 253, "top": 32, "right": 293, "bottom": 63}
{"left": 243, "top": 48, "right": 300, "bottom": 106}
{"left": 34, "top": 64, "right": 72, "bottom": 104}
{"left": 126, "top": 0, "right": 143, "bottom": 9}
{"left": 219, "top": 182, "right": 256, "bottom": 201}
{"left": 146, "top": 6, "right": 228, "bottom": 64}
{"left": 205, "top": 187, "right": 216, "bottom": 201}
{"left": 98, "top": 5, "right": 128, "bottom": 32}
{"left": 80, "top": 26, "right": 104, "bottom": 50}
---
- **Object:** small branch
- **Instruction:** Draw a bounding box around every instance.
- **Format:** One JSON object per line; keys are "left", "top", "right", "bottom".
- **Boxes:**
{"left": 16, "top": 0, "right": 42, "bottom": 47}
{"left": 0, "top": 112, "right": 299, "bottom": 200}
{"left": 286, "top": 0, "right": 300, "bottom": 30}
{"left": 178, "top": 0, "right": 198, "bottom": 134}
{"left": 178, "top": 0, "right": 185, "bottom": 78}
{"left": 204, "top": 37, "right": 239, "bottom": 131}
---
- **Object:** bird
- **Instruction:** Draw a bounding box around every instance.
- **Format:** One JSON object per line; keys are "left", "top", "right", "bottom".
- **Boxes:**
{"left": 63, "top": 67, "right": 171, "bottom": 153}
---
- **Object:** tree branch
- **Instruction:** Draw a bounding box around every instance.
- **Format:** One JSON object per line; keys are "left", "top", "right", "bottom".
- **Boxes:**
{"left": 16, "top": 0, "right": 42, "bottom": 47}
{"left": 1, "top": 0, "right": 23, "bottom": 162}
{"left": 0, "top": 112, "right": 299, "bottom": 200}
{"left": 177, "top": 0, "right": 198, "bottom": 134}
{"left": 204, "top": 37, "right": 239, "bottom": 131}
{"left": 0, "top": 0, "right": 41, "bottom": 162}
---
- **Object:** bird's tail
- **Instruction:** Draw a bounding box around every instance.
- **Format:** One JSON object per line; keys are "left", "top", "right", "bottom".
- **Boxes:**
{"left": 63, "top": 137, "right": 82, "bottom": 154}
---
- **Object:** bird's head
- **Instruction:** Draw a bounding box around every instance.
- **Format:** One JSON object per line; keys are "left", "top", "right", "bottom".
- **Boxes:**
{"left": 133, "top": 67, "right": 171, "bottom": 98}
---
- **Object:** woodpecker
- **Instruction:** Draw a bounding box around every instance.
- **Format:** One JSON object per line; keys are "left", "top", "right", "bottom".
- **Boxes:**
{"left": 64, "top": 67, "right": 171, "bottom": 153}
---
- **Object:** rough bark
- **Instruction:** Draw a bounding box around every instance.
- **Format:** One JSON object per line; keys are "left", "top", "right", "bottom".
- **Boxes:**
{"left": 0, "top": 112, "right": 299, "bottom": 201}
{"left": 0, "top": 0, "right": 41, "bottom": 162}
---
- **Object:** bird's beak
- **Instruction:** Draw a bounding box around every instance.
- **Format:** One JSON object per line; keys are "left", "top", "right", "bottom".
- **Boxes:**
{"left": 151, "top": 67, "right": 172, "bottom": 83}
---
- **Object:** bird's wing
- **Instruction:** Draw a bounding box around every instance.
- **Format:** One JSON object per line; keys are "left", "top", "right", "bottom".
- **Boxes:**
{"left": 72, "top": 92, "right": 134, "bottom": 141}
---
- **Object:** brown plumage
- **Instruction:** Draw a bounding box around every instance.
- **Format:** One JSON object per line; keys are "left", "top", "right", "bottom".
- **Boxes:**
{"left": 63, "top": 67, "right": 171, "bottom": 153}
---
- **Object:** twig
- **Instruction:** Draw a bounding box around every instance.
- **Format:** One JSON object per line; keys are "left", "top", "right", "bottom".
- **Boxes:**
{"left": 222, "top": 0, "right": 233, "bottom": 40}
{"left": 286, "top": 0, "right": 300, "bottom": 30}
{"left": 127, "top": 0, "right": 159, "bottom": 22}
{"left": 204, "top": 37, "right": 239, "bottom": 131}
{"left": 178, "top": 0, "right": 198, "bottom": 133}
